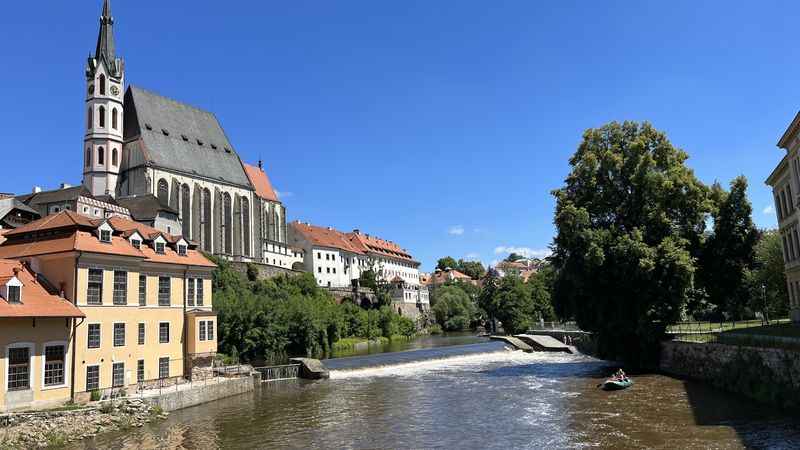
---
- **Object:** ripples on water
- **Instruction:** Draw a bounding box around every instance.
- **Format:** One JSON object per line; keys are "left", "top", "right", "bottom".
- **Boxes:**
{"left": 71, "top": 341, "right": 800, "bottom": 450}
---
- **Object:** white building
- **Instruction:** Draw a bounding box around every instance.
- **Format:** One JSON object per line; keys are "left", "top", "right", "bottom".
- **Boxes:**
{"left": 767, "top": 112, "right": 800, "bottom": 323}
{"left": 289, "top": 222, "right": 430, "bottom": 319}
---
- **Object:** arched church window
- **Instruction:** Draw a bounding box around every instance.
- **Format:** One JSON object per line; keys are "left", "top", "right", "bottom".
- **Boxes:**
{"left": 87, "top": 108, "right": 93, "bottom": 129}
{"left": 201, "top": 188, "right": 212, "bottom": 252}
{"left": 242, "top": 197, "right": 250, "bottom": 256}
{"left": 97, "top": 147, "right": 105, "bottom": 165}
{"left": 98, "top": 106, "right": 105, "bottom": 128}
{"left": 99, "top": 74, "right": 106, "bottom": 95}
{"left": 85, "top": 148, "right": 91, "bottom": 166}
{"left": 181, "top": 184, "right": 191, "bottom": 240}
{"left": 112, "top": 148, "right": 118, "bottom": 166}
{"left": 223, "top": 193, "right": 232, "bottom": 254}
{"left": 157, "top": 179, "right": 169, "bottom": 205}
{"left": 112, "top": 108, "right": 118, "bottom": 130}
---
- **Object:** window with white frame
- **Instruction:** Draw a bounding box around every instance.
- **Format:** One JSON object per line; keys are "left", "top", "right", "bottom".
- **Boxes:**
{"left": 88, "top": 323, "right": 101, "bottom": 348}
{"left": 199, "top": 321, "right": 207, "bottom": 341}
{"left": 7, "top": 284, "right": 21, "bottom": 304}
{"left": 7, "top": 346, "right": 31, "bottom": 391}
{"left": 131, "top": 239, "right": 141, "bottom": 249}
{"left": 187, "top": 278, "right": 195, "bottom": 307}
{"left": 138, "top": 323, "right": 145, "bottom": 345}
{"left": 155, "top": 242, "right": 165, "bottom": 254}
{"left": 100, "top": 229, "right": 112, "bottom": 243}
{"left": 43, "top": 344, "right": 66, "bottom": 387}
{"left": 113, "top": 271, "right": 127, "bottom": 305}
{"left": 159, "top": 357, "right": 169, "bottom": 379}
{"left": 113, "top": 323, "right": 125, "bottom": 347}
{"left": 158, "top": 277, "right": 170, "bottom": 306}
{"left": 159, "top": 323, "right": 170, "bottom": 343}
{"left": 86, "top": 366, "right": 99, "bottom": 391}
{"left": 207, "top": 320, "right": 214, "bottom": 341}
{"left": 139, "top": 275, "right": 147, "bottom": 306}
{"left": 87, "top": 269, "right": 103, "bottom": 305}
{"left": 196, "top": 279, "right": 204, "bottom": 306}
{"left": 112, "top": 362, "right": 124, "bottom": 387}
{"left": 178, "top": 244, "right": 187, "bottom": 256}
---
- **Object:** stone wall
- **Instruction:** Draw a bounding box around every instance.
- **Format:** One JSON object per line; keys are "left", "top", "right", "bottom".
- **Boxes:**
{"left": 229, "top": 261, "right": 302, "bottom": 280}
{"left": 143, "top": 375, "right": 257, "bottom": 412}
{"left": 660, "top": 341, "right": 800, "bottom": 409}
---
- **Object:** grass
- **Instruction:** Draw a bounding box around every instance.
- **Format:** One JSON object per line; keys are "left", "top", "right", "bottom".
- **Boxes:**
{"left": 671, "top": 321, "right": 800, "bottom": 351}
{"left": 725, "top": 322, "right": 800, "bottom": 339}
{"left": 332, "top": 336, "right": 390, "bottom": 352}
{"left": 667, "top": 318, "right": 791, "bottom": 333}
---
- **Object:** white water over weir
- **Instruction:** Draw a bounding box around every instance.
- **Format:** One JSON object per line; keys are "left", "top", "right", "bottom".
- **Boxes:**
{"left": 254, "top": 363, "right": 301, "bottom": 381}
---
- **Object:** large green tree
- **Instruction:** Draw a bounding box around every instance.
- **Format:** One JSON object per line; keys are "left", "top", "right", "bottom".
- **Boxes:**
{"left": 551, "top": 121, "right": 710, "bottom": 367}
{"left": 697, "top": 176, "right": 759, "bottom": 319}
{"left": 436, "top": 257, "right": 458, "bottom": 271}
{"left": 434, "top": 256, "right": 485, "bottom": 279}
{"left": 745, "top": 230, "right": 790, "bottom": 320}
{"left": 432, "top": 285, "right": 476, "bottom": 331}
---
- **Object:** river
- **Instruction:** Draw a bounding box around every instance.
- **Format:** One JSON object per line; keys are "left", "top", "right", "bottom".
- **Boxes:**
{"left": 69, "top": 335, "right": 800, "bottom": 449}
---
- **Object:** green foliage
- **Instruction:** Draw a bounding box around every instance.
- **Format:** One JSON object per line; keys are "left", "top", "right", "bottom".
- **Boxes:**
{"left": 506, "top": 253, "right": 524, "bottom": 262}
{"left": 435, "top": 256, "right": 485, "bottom": 279}
{"left": 428, "top": 324, "right": 443, "bottom": 334}
{"left": 432, "top": 285, "right": 477, "bottom": 331}
{"left": 696, "top": 177, "right": 760, "bottom": 319}
{"left": 744, "top": 230, "right": 790, "bottom": 319}
{"left": 90, "top": 389, "right": 101, "bottom": 402}
{"left": 214, "top": 258, "right": 413, "bottom": 362}
{"left": 551, "top": 121, "right": 711, "bottom": 367}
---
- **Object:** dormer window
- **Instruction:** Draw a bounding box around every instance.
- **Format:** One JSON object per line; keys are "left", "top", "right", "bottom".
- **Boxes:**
{"left": 155, "top": 242, "right": 165, "bottom": 254}
{"left": 7, "top": 285, "right": 21, "bottom": 304}
{"left": 178, "top": 244, "right": 187, "bottom": 256}
{"left": 4, "top": 275, "right": 23, "bottom": 304}
{"left": 131, "top": 239, "right": 141, "bottom": 249}
{"left": 100, "top": 229, "right": 112, "bottom": 243}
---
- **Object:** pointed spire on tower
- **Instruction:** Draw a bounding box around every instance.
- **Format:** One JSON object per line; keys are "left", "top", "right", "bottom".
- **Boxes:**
{"left": 94, "top": 0, "right": 119, "bottom": 76}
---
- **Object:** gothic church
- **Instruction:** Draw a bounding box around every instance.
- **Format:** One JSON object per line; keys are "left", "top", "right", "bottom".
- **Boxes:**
{"left": 82, "top": 0, "right": 295, "bottom": 268}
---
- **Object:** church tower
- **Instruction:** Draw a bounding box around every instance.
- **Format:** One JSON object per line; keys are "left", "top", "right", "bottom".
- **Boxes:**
{"left": 83, "top": 0, "right": 124, "bottom": 198}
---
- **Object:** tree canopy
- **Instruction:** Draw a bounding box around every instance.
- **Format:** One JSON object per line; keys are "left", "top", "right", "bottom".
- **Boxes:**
{"left": 436, "top": 256, "right": 486, "bottom": 279}
{"left": 551, "top": 121, "right": 711, "bottom": 367}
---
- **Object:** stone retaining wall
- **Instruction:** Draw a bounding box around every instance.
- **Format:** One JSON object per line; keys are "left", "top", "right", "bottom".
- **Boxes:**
{"left": 143, "top": 375, "right": 258, "bottom": 412}
{"left": 660, "top": 341, "right": 800, "bottom": 409}
{"left": 229, "top": 261, "right": 302, "bottom": 280}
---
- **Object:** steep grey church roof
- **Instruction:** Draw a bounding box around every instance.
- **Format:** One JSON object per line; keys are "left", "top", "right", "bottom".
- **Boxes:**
{"left": 122, "top": 85, "right": 252, "bottom": 189}
{"left": 116, "top": 195, "right": 178, "bottom": 221}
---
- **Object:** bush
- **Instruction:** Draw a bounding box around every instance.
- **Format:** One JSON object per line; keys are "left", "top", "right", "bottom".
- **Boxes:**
{"left": 432, "top": 285, "right": 476, "bottom": 331}
{"left": 428, "top": 324, "right": 443, "bottom": 335}
{"left": 90, "top": 389, "right": 101, "bottom": 402}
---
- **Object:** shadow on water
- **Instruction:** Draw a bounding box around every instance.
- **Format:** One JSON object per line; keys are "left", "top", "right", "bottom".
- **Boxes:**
{"left": 682, "top": 378, "right": 800, "bottom": 448}
{"left": 483, "top": 359, "right": 611, "bottom": 379}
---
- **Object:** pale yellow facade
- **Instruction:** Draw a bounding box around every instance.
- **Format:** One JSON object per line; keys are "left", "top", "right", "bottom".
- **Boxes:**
{"left": 0, "top": 318, "right": 75, "bottom": 412}
{"left": 14, "top": 252, "right": 216, "bottom": 401}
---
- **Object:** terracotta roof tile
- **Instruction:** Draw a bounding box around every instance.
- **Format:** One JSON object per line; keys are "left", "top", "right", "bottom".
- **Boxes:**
{"left": 4, "top": 210, "right": 97, "bottom": 237}
{"left": 243, "top": 163, "right": 279, "bottom": 202}
{"left": 0, "top": 259, "right": 84, "bottom": 318}
{"left": 291, "top": 222, "right": 365, "bottom": 254}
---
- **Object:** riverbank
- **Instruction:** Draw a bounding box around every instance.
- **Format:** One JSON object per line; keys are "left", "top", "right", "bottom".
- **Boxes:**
{"left": 660, "top": 340, "right": 800, "bottom": 410}
{"left": 0, "top": 399, "right": 165, "bottom": 449}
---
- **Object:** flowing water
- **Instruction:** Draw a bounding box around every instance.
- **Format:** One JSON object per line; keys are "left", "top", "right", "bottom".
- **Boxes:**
{"left": 69, "top": 336, "right": 800, "bottom": 449}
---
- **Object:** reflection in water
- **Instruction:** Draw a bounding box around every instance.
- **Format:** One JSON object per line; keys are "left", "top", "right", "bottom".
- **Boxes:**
{"left": 70, "top": 339, "right": 800, "bottom": 450}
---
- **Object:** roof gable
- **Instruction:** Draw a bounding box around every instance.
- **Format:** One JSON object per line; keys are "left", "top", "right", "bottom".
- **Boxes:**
{"left": 243, "top": 163, "right": 279, "bottom": 202}
{"left": 122, "top": 86, "right": 251, "bottom": 187}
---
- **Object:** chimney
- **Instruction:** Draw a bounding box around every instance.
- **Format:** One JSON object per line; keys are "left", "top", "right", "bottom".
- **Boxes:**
{"left": 12, "top": 267, "right": 20, "bottom": 277}
{"left": 353, "top": 229, "right": 360, "bottom": 235}
{"left": 33, "top": 186, "right": 42, "bottom": 193}
{"left": 60, "top": 183, "right": 72, "bottom": 190}
{"left": 258, "top": 159, "right": 263, "bottom": 170}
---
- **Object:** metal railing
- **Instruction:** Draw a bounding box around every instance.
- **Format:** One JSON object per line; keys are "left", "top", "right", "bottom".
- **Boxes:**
{"left": 253, "top": 364, "right": 301, "bottom": 382}
{"left": 529, "top": 321, "right": 581, "bottom": 332}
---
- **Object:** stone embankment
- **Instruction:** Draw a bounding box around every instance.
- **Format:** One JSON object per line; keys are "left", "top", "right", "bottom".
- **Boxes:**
{"left": 660, "top": 341, "right": 800, "bottom": 409}
{"left": 0, "top": 399, "right": 166, "bottom": 449}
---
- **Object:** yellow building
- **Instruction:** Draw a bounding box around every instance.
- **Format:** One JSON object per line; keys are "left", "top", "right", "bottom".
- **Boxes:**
{"left": 0, "top": 259, "right": 84, "bottom": 412}
{"left": 0, "top": 211, "right": 217, "bottom": 405}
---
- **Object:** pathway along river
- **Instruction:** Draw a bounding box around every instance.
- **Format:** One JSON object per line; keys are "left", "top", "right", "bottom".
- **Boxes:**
{"left": 70, "top": 335, "right": 800, "bottom": 449}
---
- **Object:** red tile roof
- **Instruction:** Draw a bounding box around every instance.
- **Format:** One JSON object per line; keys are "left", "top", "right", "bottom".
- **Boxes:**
{"left": 0, "top": 212, "right": 215, "bottom": 268}
{"left": 348, "top": 232, "right": 414, "bottom": 262}
{"left": 243, "top": 163, "right": 279, "bottom": 202}
{"left": 0, "top": 259, "right": 84, "bottom": 318}
{"left": 291, "top": 222, "right": 365, "bottom": 254}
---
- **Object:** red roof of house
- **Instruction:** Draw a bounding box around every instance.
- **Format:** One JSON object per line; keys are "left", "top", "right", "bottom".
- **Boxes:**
{"left": 291, "top": 222, "right": 365, "bottom": 254}
{"left": 243, "top": 163, "right": 279, "bottom": 202}
{"left": 348, "top": 232, "right": 415, "bottom": 262}
{"left": 0, "top": 212, "right": 215, "bottom": 268}
{"left": 0, "top": 259, "right": 84, "bottom": 318}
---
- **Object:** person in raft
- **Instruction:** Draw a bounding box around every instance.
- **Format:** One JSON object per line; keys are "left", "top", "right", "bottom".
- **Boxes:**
{"left": 613, "top": 369, "right": 627, "bottom": 381}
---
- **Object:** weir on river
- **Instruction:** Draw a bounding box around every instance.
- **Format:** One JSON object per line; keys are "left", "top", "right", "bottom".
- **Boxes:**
{"left": 68, "top": 335, "right": 800, "bottom": 450}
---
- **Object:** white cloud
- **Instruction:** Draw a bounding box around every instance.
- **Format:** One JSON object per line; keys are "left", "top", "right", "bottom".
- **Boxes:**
{"left": 464, "top": 252, "right": 480, "bottom": 260}
{"left": 493, "top": 246, "right": 551, "bottom": 259}
{"left": 448, "top": 225, "right": 465, "bottom": 236}
{"left": 275, "top": 190, "right": 294, "bottom": 199}
{"left": 763, "top": 204, "right": 774, "bottom": 215}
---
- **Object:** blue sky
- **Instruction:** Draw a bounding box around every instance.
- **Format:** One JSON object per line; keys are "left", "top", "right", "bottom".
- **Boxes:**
{"left": 0, "top": 1, "right": 795, "bottom": 270}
